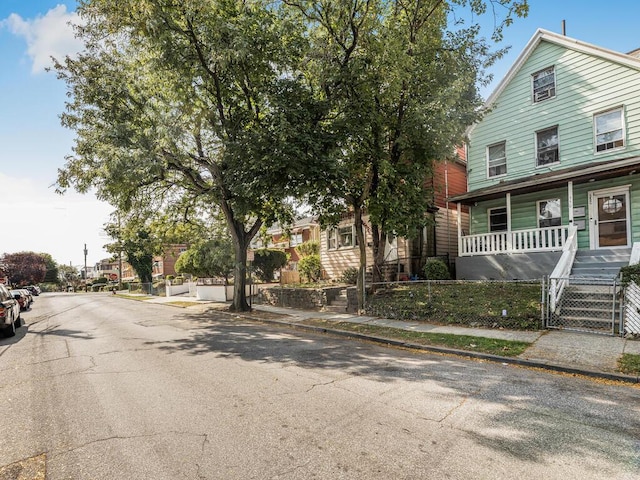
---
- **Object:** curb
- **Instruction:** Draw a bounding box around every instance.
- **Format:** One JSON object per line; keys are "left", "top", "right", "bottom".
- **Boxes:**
{"left": 145, "top": 300, "right": 640, "bottom": 385}
{"left": 246, "top": 317, "right": 640, "bottom": 385}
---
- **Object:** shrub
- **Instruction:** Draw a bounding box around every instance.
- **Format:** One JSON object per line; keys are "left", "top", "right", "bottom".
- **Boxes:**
{"left": 620, "top": 264, "right": 640, "bottom": 286}
{"left": 166, "top": 275, "right": 175, "bottom": 281}
{"left": 253, "top": 249, "right": 288, "bottom": 282}
{"left": 296, "top": 241, "right": 319, "bottom": 258}
{"left": 93, "top": 277, "right": 108, "bottom": 285}
{"left": 298, "top": 254, "right": 322, "bottom": 283}
{"left": 340, "top": 267, "right": 359, "bottom": 285}
{"left": 423, "top": 259, "right": 451, "bottom": 280}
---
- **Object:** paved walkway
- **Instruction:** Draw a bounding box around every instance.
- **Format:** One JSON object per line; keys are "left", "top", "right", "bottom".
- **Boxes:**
{"left": 143, "top": 295, "right": 640, "bottom": 383}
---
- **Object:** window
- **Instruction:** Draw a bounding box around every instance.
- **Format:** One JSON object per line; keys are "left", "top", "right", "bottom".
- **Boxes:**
{"left": 537, "top": 199, "right": 561, "bottom": 228}
{"left": 327, "top": 230, "right": 337, "bottom": 250}
{"left": 536, "top": 126, "right": 559, "bottom": 166}
{"left": 594, "top": 108, "right": 624, "bottom": 152}
{"left": 487, "top": 142, "right": 507, "bottom": 178}
{"left": 290, "top": 233, "right": 303, "bottom": 247}
{"left": 532, "top": 66, "right": 556, "bottom": 102}
{"left": 488, "top": 207, "right": 508, "bottom": 232}
{"left": 327, "top": 226, "right": 358, "bottom": 250}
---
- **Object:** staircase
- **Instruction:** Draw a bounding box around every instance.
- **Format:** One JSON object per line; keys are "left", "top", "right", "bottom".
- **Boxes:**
{"left": 550, "top": 248, "right": 630, "bottom": 334}
{"left": 324, "top": 288, "right": 348, "bottom": 313}
{"left": 569, "top": 248, "right": 631, "bottom": 279}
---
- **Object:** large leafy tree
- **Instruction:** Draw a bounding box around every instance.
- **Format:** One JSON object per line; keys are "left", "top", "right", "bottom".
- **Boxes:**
{"left": 289, "top": 0, "right": 527, "bottom": 308}
{"left": 0, "top": 252, "right": 47, "bottom": 286}
{"left": 175, "top": 237, "right": 235, "bottom": 282}
{"left": 55, "top": 0, "right": 330, "bottom": 311}
{"left": 41, "top": 253, "right": 60, "bottom": 284}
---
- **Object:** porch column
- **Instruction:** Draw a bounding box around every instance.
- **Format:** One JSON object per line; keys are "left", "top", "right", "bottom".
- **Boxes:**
{"left": 568, "top": 181, "right": 574, "bottom": 224}
{"left": 506, "top": 193, "right": 512, "bottom": 252}
{"left": 457, "top": 202, "right": 462, "bottom": 256}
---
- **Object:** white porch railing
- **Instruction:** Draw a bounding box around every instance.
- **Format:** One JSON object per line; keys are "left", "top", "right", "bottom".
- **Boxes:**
{"left": 460, "top": 225, "right": 570, "bottom": 257}
{"left": 548, "top": 225, "right": 578, "bottom": 312}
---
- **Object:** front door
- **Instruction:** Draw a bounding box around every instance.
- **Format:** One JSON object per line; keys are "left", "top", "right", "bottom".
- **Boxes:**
{"left": 590, "top": 187, "right": 631, "bottom": 249}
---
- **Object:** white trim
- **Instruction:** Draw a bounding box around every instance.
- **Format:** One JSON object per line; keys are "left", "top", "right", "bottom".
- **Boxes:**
{"left": 531, "top": 65, "right": 556, "bottom": 104}
{"left": 593, "top": 106, "right": 626, "bottom": 154}
{"left": 536, "top": 198, "right": 562, "bottom": 228}
{"left": 589, "top": 185, "right": 632, "bottom": 249}
{"left": 535, "top": 125, "right": 560, "bottom": 167}
{"left": 486, "top": 141, "right": 507, "bottom": 179}
{"left": 467, "top": 29, "right": 640, "bottom": 137}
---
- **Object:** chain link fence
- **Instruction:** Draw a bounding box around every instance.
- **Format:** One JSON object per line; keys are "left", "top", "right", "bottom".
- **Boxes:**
{"left": 545, "top": 277, "right": 621, "bottom": 335}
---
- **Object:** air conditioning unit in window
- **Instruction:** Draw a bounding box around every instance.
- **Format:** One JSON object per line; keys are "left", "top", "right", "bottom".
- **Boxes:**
{"left": 538, "top": 149, "right": 558, "bottom": 165}
{"left": 534, "top": 88, "right": 553, "bottom": 102}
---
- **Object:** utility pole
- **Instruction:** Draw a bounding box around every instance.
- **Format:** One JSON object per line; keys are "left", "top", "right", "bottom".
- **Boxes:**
{"left": 84, "top": 244, "right": 88, "bottom": 292}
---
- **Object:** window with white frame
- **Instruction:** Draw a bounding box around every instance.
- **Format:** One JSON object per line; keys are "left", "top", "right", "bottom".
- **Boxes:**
{"left": 536, "top": 126, "right": 559, "bottom": 166}
{"left": 532, "top": 66, "right": 556, "bottom": 103}
{"left": 487, "top": 142, "right": 507, "bottom": 178}
{"left": 594, "top": 107, "right": 624, "bottom": 152}
{"left": 488, "top": 207, "right": 508, "bottom": 232}
{"left": 290, "top": 233, "right": 303, "bottom": 247}
{"left": 537, "top": 199, "right": 561, "bottom": 228}
{"left": 327, "top": 225, "right": 358, "bottom": 250}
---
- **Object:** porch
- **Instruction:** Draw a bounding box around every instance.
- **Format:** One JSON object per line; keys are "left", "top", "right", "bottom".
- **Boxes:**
{"left": 459, "top": 225, "right": 569, "bottom": 257}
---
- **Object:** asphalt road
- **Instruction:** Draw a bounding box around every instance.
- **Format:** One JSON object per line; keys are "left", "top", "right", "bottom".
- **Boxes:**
{"left": 1, "top": 293, "right": 639, "bottom": 480}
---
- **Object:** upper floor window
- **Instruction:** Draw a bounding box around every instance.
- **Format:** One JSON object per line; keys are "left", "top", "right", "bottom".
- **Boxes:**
{"left": 594, "top": 107, "right": 625, "bottom": 152}
{"left": 536, "top": 126, "right": 559, "bottom": 166}
{"left": 488, "top": 207, "right": 508, "bottom": 232}
{"left": 290, "top": 233, "right": 303, "bottom": 247}
{"left": 537, "top": 199, "right": 561, "bottom": 228}
{"left": 487, "top": 142, "right": 507, "bottom": 178}
{"left": 532, "top": 66, "right": 556, "bottom": 103}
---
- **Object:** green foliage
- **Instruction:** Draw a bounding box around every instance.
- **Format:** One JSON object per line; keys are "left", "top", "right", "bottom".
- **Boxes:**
{"left": 340, "top": 267, "right": 359, "bottom": 285}
{"left": 298, "top": 254, "right": 322, "bottom": 283}
{"left": 166, "top": 275, "right": 175, "bottom": 281}
{"left": 54, "top": 0, "right": 333, "bottom": 312}
{"left": 253, "top": 249, "right": 288, "bottom": 282}
{"left": 93, "top": 277, "right": 108, "bottom": 285}
{"left": 366, "top": 282, "right": 541, "bottom": 330}
{"left": 40, "top": 253, "right": 59, "bottom": 284}
{"left": 423, "top": 259, "right": 451, "bottom": 280}
{"left": 617, "top": 353, "right": 640, "bottom": 375}
{"left": 295, "top": 241, "right": 319, "bottom": 258}
{"left": 620, "top": 264, "right": 640, "bottom": 286}
{"left": 175, "top": 238, "right": 235, "bottom": 281}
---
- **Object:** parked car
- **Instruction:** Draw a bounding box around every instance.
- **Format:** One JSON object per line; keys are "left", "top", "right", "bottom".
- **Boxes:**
{"left": 0, "top": 284, "right": 20, "bottom": 337}
{"left": 10, "top": 289, "right": 30, "bottom": 311}
{"left": 25, "top": 285, "right": 40, "bottom": 296}
{"left": 20, "top": 288, "right": 33, "bottom": 307}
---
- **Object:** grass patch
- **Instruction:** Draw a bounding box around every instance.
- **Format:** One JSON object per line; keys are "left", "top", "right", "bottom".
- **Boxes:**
{"left": 617, "top": 353, "right": 640, "bottom": 375}
{"left": 116, "top": 294, "right": 155, "bottom": 301}
{"left": 301, "top": 319, "right": 530, "bottom": 357}
{"left": 166, "top": 301, "right": 201, "bottom": 308}
{"left": 366, "top": 282, "right": 542, "bottom": 330}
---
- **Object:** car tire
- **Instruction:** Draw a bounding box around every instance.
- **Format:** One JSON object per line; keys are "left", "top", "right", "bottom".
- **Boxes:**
{"left": 4, "top": 318, "right": 16, "bottom": 338}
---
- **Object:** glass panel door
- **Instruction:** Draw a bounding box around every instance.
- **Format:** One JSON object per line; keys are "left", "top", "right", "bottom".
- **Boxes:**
{"left": 596, "top": 193, "right": 629, "bottom": 247}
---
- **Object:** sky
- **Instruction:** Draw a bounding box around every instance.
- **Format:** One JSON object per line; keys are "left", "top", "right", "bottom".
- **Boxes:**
{"left": 1, "top": 0, "right": 640, "bottom": 269}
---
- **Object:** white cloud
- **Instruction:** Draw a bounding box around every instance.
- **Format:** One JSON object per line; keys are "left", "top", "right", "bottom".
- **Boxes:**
{"left": 0, "top": 173, "right": 113, "bottom": 266}
{"left": 4, "top": 4, "right": 84, "bottom": 73}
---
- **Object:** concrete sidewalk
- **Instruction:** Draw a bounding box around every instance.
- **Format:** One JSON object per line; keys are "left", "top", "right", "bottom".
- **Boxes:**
{"left": 142, "top": 295, "right": 640, "bottom": 383}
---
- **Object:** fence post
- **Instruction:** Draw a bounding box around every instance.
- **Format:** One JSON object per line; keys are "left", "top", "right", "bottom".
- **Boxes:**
{"left": 541, "top": 276, "right": 547, "bottom": 329}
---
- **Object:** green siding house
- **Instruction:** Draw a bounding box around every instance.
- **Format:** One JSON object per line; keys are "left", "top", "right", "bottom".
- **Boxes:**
{"left": 451, "top": 29, "right": 640, "bottom": 282}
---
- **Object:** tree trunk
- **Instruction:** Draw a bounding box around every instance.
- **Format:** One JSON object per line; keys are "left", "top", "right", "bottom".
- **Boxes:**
{"left": 371, "top": 224, "right": 387, "bottom": 285}
{"left": 354, "top": 205, "right": 367, "bottom": 312}
{"left": 230, "top": 237, "right": 250, "bottom": 312}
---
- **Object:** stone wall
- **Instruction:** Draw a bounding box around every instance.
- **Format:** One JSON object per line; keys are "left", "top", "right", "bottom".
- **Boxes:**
{"left": 258, "top": 286, "right": 344, "bottom": 310}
